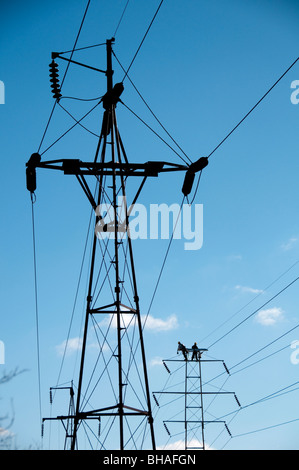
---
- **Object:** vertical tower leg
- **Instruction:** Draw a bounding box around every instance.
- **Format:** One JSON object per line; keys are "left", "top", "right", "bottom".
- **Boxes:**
{"left": 67, "top": 38, "right": 155, "bottom": 451}
{"left": 198, "top": 355, "right": 205, "bottom": 450}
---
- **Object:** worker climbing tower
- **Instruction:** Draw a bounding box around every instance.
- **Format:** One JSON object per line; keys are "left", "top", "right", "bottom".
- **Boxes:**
{"left": 154, "top": 347, "right": 240, "bottom": 450}
{"left": 26, "top": 38, "right": 208, "bottom": 450}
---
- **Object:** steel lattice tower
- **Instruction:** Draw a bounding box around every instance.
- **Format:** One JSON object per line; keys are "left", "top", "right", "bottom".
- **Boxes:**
{"left": 26, "top": 38, "right": 208, "bottom": 450}
{"left": 155, "top": 348, "right": 240, "bottom": 450}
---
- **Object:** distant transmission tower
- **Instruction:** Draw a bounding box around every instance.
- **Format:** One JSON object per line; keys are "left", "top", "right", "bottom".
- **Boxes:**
{"left": 26, "top": 38, "right": 208, "bottom": 450}
{"left": 154, "top": 348, "right": 240, "bottom": 450}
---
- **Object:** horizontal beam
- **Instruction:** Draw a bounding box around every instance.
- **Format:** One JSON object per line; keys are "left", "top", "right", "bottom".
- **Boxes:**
{"left": 33, "top": 159, "right": 188, "bottom": 178}
{"left": 89, "top": 309, "right": 136, "bottom": 314}
{"left": 163, "top": 359, "right": 220, "bottom": 363}
{"left": 187, "top": 447, "right": 204, "bottom": 450}
{"left": 153, "top": 391, "right": 235, "bottom": 395}
{"left": 164, "top": 420, "right": 226, "bottom": 424}
{"left": 54, "top": 53, "right": 106, "bottom": 74}
{"left": 43, "top": 411, "right": 149, "bottom": 422}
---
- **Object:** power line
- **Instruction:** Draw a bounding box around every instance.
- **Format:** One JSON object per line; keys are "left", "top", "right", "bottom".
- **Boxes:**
{"left": 203, "top": 321, "right": 299, "bottom": 388}
{"left": 40, "top": 100, "right": 102, "bottom": 156}
{"left": 54, "top": 205, "right": 95, "bottom": 393}
{"left": 57, "top": 43, "right": 106, "bottom": 55}
{"left": 232, "top": 417, "right": 299, "bottom": 439}
{"left": 113, "top": 51, "right": 192, "bottom": 164}
{"left": 128, "top": 197, "right": 186, "bottom": 370}
{"left": 60, "top": 95, "right": 103, "bottom": 102}
{"left": 30, "top": 194, "right": 42, "bottom": 430}
{"left": 122, "top": 0, "right": 165, "bottom": 81}
{"left": 213, "top": 379, "right": 299, "bottom": 434}
{"left": 188, "top": 171, "right": 202, "bottom": 204}
{"left": 202, "top": 260, "right": 299, "bottom": 344}
{"left": 142, "top": 196, "right": 185, "bottom": 330}
{"left": 230, "top": 321, "right": 299, "bottom": 372}
{"left": 114, "top": 0, "right": 130, "bottom": 37}
{"left": 37, "top": 0, "right": 92, "bottom": 153}
{"left": 208, "top": 275, "right": 299, "bottom": 349}
{"left": 206, "top": 55, "right": 299, "bottom": 160}
{"left": 58, "top": 101, "right": 101, "bottom": 138}
{"left": 248, "top": 379, "right": 299, "bottom": 409}
{"left": 231, "top": 342, "right": 292, "bottom": 376}
{"left": 121, "top": 100, "right": 189, "bottom": 165}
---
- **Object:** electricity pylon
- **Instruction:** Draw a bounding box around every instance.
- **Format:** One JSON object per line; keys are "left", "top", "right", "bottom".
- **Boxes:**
{"left": 26, "top": 38, "right": 208, "bottom": 450}
{"left": 154, "top": 348, "right": 240, "bottom": 450}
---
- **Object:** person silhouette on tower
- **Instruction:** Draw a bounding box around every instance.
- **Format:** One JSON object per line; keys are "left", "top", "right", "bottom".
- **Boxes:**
{"left": 191, "top": 342, "right": 200, "bottom": 361}
{"left": 177, "top": 341, "right": 188, "bottom": 361}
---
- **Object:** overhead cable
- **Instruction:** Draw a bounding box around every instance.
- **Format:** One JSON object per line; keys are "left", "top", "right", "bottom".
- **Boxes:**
{"left": 208, "top": 275, "right": 299, "bottom": 349}
{"left": 58, "top": 101, "right": 101, "bottom": 138}
{"left": 206, "top": 55, "right": 299, "bottom": 160}
{"left": 142, "top": 196, "right": 186, "bottom": 331}
{"left": 230, "top": 321, "right": 299, "bottom": 372}
{"left": 114, "top": 0, "right": 130, "bottom": 37}
{"left": 122, "top": 0, "right": 165, "bottom": 81}
{"left": 40, "top": 100, "right": 102, "bottom": 156}
{"left": 204, "top": 321, "right": 299, "bottom": 388}
{"left": 57, "top": 43, "right": 106, "bottom": 55}
{"left": 30, "top": 194, "right": 42, "bottom": 428}
{"left": 121, "top": 101, "right": 190, "bottom": 165}
{"left": 113, "top": 51, "right": 192, "bottom": 164}
{"left": 54, "top": 205, "right": 95, "bottom": 393}
{"left": 37, "top": 0, "right": 92, "bottom": 153}
{"left": 202, "top": 260, "right": 299, "bottom": 344}
{"left": 232, "top": 417, "right": 299, "bottom": 439}
{"left": 219, "top": 379, "right": 299, "bottom": 423}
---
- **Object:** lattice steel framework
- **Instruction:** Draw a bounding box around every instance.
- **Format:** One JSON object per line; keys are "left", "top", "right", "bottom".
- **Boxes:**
{"left": 26, "top": 38, "right": 207, "bottom": 450}
{"left": 155, "top": 348, "right": 240, "bottom": 450}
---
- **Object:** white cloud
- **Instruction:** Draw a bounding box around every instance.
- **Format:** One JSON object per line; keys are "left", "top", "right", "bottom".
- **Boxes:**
{"left": 281, "top": 237, "right": 298, "bottom": 251}
{"left": 56, "top": 337, "right": 82, "bottom": 356}
{"left": 56, "top": 314, "right": 178, "bottom": 358}
{"left": 227, "top": 254, "right": 242, "bottom": 261}
{"left": 255, "top": 307, "right": 284, "bottom": 326}
{"left": 99, "top": 312, "right": 179, "bottom": 332}
{"left": 0, "top": 427, "right": 14, "bottom": 439}
{"left": 157, "top": 439, "right": 213, "bottom": 450}
{"left": 149, "top": 356, "right": 163, "bottom": 367}
{"left": 89, "top": 341, "right": 110, "bottom": 354}
{"left": 235, "top": 285, "right": 263, "bottom": 295}
{"left": 143, "top": 314, "right": 178, "bottom": 331}
{"left": 56, "top": 336, "right": 112, "bottom": 357}
{"left": 100, "top": 312, "right": 135, "bottom": 330}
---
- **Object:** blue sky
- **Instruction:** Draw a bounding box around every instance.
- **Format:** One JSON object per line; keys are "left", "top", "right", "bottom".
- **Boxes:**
{"left": 1, "top": 0, "right": 299, "bottom": 450}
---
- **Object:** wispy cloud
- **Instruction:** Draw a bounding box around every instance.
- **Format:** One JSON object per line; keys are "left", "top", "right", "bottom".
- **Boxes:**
{"left": 255, "top": 307, "right": 284, "bottom": 326}
{"left": 149, "top": 356, "right": 163, "bottom": 367}
{"left": 56, "top": 314, "right": 178, "bottom": 358}
{"left": 99, "top": 312, "right": 179, "bottom": 332}
{"left": 227, "top": 254, "right": 242, "bottom": 261}
{"left": 281, "top": 237, "right": 298, "bottom": 251}
{"left": 144, "top": 314, "right": 178, "bottom": 331}
{"left": 235, "top": 285, "right": 263, "bottom": 295}
{"left": 56, "top": 337, "right": 82, "bottom": 356}
{"left": 0, "top": 427, "right": 14, "bottom": 439}
{"left": 56, "top": 336, "right": 110, "bottom": 357}
{"left": 157, "top": 438, "right": 213, "bottom": 450}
